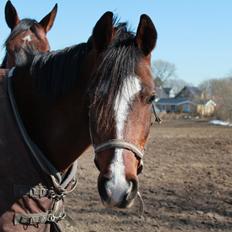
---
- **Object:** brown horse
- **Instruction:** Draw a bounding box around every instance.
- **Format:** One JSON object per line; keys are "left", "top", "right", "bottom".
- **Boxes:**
{"left": 1, "top": 0, "right": 57, "bottom": 68}
{"left": 0, "top": 12, "right": 157, "bottom": 231}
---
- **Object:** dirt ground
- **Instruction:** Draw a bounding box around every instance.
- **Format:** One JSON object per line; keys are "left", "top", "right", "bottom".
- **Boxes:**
{"left": 62, "top": 119, "right": 232, "bottom": 232}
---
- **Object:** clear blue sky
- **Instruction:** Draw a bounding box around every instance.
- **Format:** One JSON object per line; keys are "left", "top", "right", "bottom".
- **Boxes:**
{"left": 0, "top": 0, "right": 231, "bottom": 86}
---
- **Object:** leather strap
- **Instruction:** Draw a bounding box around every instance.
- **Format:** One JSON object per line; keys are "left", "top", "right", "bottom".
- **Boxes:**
{"left": 94, "top": 139, "right": 144, "bottom": 160}
{"left": 7, "top": 68, "right": 78, "bottom": 193}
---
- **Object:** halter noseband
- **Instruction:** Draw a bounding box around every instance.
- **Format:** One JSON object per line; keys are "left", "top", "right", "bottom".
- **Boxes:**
{"left": 91, "top": 104, "right": 161, "bottom": 171}
{"left": 94, "top": 139, "right": 144, "bottom": 169}
{"left": 94, "top": 139, "right": 144, "bottom": 159}
{"left": 90, "top": 102, "right": 161, "bottom": 174}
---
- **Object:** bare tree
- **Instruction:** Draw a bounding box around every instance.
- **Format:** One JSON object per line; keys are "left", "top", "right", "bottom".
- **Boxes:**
{"left": 199, "top": 76, "right": 232, "bottom": 121}
{"left": 152, "top": 60, "right": 176, "bottom": 86}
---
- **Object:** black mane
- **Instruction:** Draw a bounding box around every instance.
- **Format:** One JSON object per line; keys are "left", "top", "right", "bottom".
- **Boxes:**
{"left": 89, "top": 23, "right": 143, "bottom": 130}
{"left": 30, "top": 43, "right": 90, "bottom": 97}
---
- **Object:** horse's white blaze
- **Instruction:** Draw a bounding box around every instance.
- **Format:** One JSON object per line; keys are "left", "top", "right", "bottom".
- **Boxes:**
{"left": 106, "top": 76, "right": 141, "bottom": 204}
{"left": 22, "top": 35, "right": 32, "bottom": 42}
{"left": 114, "top": 76, "right": 141, "bottom": 139}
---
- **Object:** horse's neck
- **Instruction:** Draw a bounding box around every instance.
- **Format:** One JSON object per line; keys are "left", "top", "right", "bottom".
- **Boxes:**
{"left": 13, "top": 71, "right": 91, "bottom": 172}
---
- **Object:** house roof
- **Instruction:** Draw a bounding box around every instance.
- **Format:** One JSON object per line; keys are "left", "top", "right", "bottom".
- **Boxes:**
{"left": 155, "top": 86, "right": 169, "bottom": 99}
{"left": 156, "top": 98, "right": 195, "bottom": 106}
{"left": 163, "top": 87, "right": 172, "bottom": 95}
{"left": 175, "top": 86, "right": 202, "bottom": 98}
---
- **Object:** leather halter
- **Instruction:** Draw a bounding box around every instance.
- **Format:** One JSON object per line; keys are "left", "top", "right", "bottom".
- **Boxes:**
{"left": 94, "top": 139, "right": 144, "bottom": 172}
{"left": 91, "top": 104, "right": 161, "bottom": 170}
{"left": 94, "top": 139, "right": 144, "bottom": 160}
{"left": 92, "top": 104, "right": 160, "bottom": 165}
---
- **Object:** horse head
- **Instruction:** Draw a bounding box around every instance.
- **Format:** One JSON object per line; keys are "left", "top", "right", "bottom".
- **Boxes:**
{"left": 88, "top": 12, "right": 157, "bottom": 208}
{"left": 2, "top": 0, "right": 57, "bottom": 68}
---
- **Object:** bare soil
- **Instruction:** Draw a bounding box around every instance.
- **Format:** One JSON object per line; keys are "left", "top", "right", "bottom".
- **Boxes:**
{"left": 63, "top": 119, "right": 232, "bottom": 232}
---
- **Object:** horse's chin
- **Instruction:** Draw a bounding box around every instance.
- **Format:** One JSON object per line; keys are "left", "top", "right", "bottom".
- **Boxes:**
{"left": 101, "top": 198, "right": 135, "bottom": 209}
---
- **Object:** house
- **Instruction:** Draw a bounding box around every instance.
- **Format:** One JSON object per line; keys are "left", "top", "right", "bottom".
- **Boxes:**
{"left": 154, "top": 85, "right": 217, "bottom": 116}
{"left": 163, "top": 87, "right": 175, "bottom": 98}
{"left": 156, "top": 98, "right": 196, "bottom": 113}
{"left": 155, "top": 86, "right": 174, "bottom": 99}
{"left": 175, "top": 86, "right": 202, "bottom": 99}
{"left": 155, "top": 86, "right": 169, "bottom": 99}
{"left": 196, "top": 99, "right": 216, "bottom": 117}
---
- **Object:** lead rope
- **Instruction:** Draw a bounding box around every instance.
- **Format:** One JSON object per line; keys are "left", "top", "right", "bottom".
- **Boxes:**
{"left": 152, "top": 103, "right": 161, "bottom": 123}
{"left": 136, "top": 104, "right": 160, "bottom": 218}
{"left": 7, "top": 68, "right": 78, "bottom": 231}
{"left": 137, "top": 191, "right": 144, "bottom": 217}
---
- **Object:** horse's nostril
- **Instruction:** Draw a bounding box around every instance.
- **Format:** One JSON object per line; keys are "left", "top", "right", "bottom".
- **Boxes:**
{"left": 106, "top": 188, "right": 112, "bottom": 198}
{"left": 98, "top": 175, "right": 113, "bottom": 203}
{"left": 102, "top": 172, "right": 112, "bottom": 181}
{"left": 126, "top": 181, "right": 133, "bottom": 201}
{"left": 124, "top": 180, "right": 138, "bottom": 203}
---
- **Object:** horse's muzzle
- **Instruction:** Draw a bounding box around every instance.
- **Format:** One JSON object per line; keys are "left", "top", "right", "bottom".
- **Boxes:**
{"left": 98, "top": 175, "right": 138, "bottom": 208}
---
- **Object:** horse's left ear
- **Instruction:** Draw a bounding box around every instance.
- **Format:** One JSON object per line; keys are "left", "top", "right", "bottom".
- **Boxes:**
{"left": 135, "top": 14, "right": 157, "bottom": 56}
{"left": 92, "top": 11, "right": 114, "bottom": 52}
{"left": 39, "top": 3, "right": 58, "bottom": 33}
{"left": 5, "top": 0, "right": 20, "bottom": 30}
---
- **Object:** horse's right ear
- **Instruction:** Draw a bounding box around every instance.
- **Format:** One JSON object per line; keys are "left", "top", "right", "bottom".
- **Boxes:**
{"left": 5, "top": 0, "right": 20, "bottom": 30}
{"left": 39, "top": 4, "right": 58, "bottom": 33}
{"left": 92, "top": 11, "right": 114, "bottom": 52}
{"left": 135, "top": 14, "right": 157, "bottom": 56}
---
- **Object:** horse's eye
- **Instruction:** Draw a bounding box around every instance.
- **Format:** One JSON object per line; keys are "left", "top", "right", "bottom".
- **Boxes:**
{"left": 146, "top": 94, "right": 156, "bottom": 104}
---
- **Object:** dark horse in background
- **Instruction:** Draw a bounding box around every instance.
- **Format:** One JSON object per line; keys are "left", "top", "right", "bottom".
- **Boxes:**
{"left": 0, "top": 11, "right": 157, "bottom": 231}
{"left": 1, "top": 0, "right": 57, "bottom": 69}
